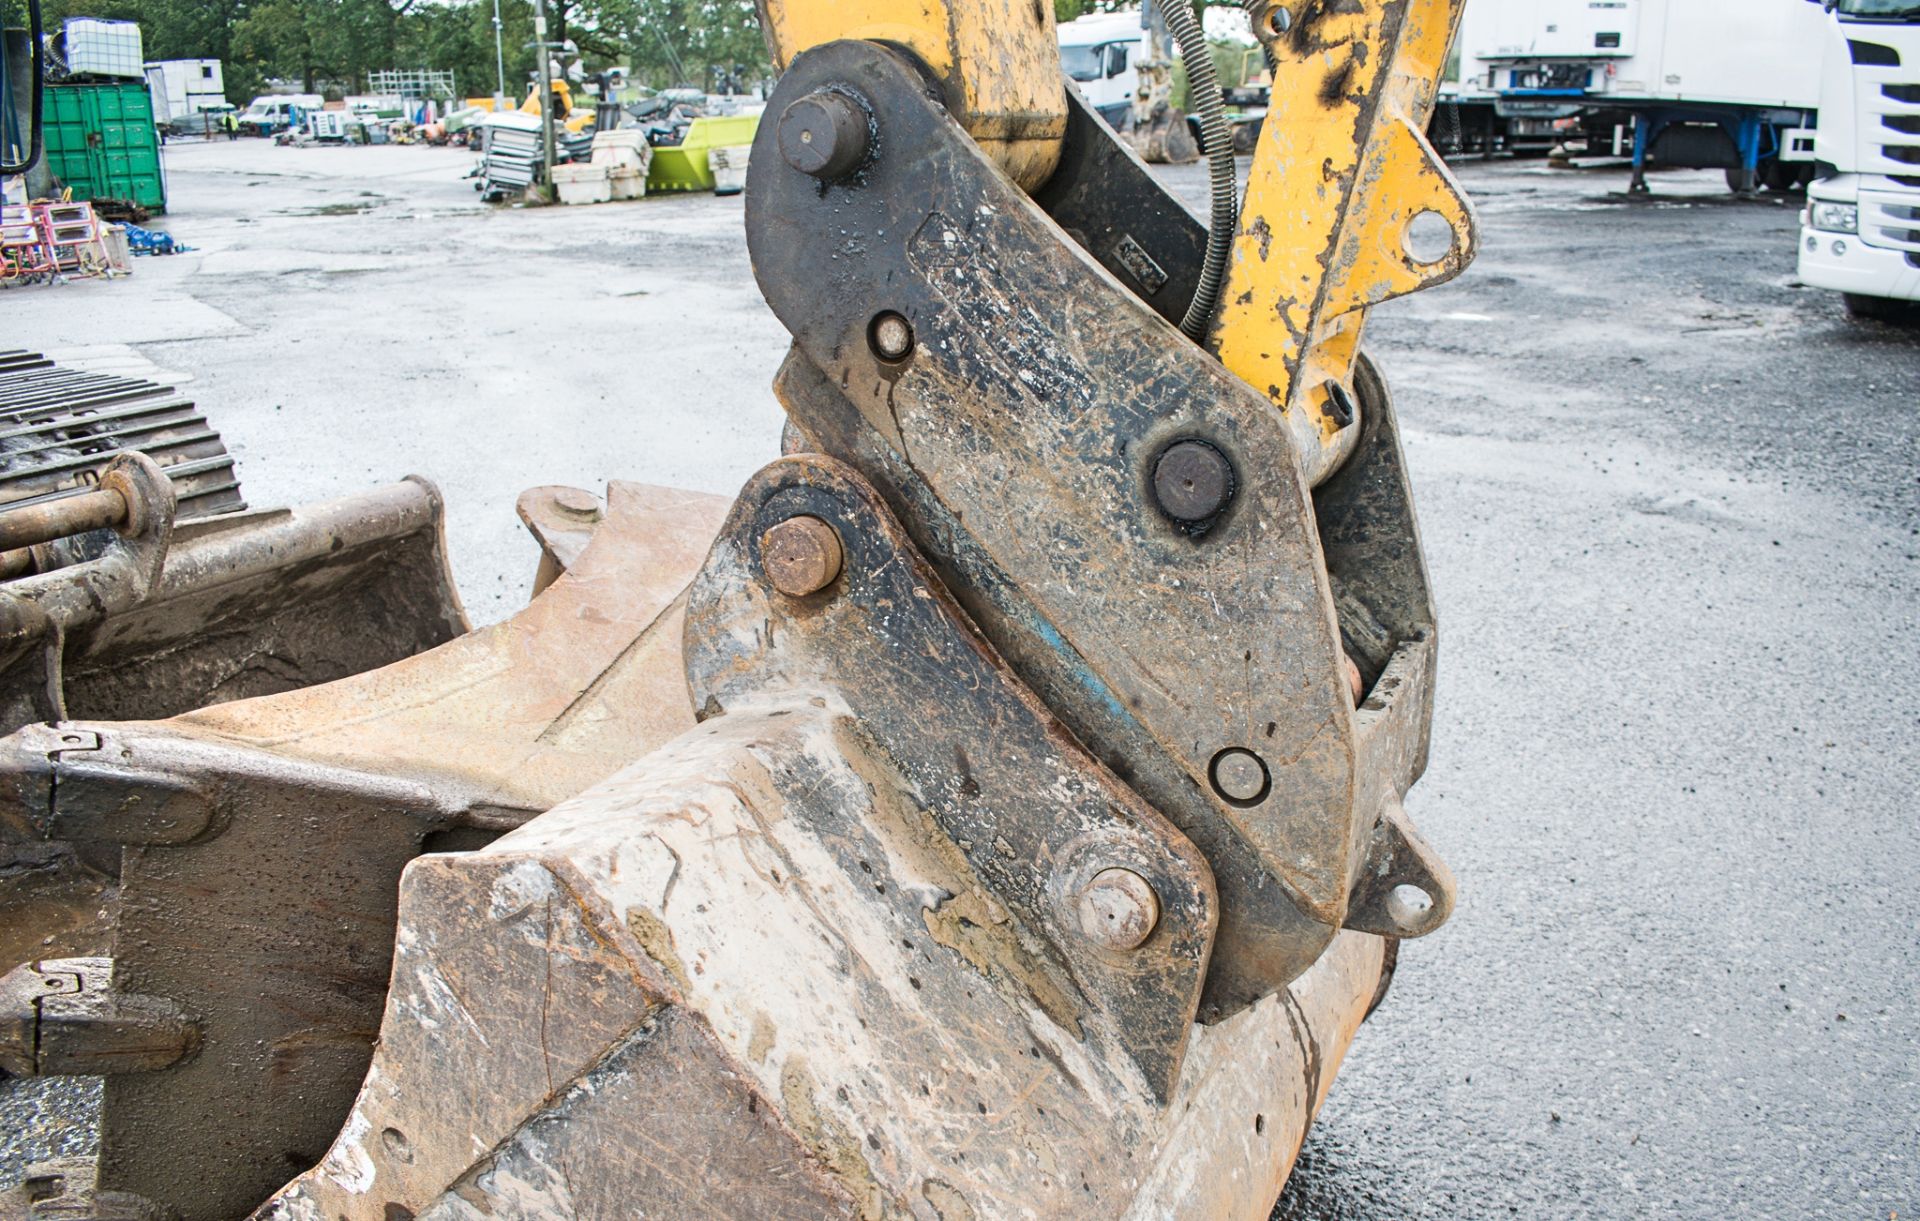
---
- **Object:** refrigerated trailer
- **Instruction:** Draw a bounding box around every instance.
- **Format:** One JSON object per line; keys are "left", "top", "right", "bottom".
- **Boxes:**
{"left": 1446, "top": 0, "right": 1829, "bottom": 192}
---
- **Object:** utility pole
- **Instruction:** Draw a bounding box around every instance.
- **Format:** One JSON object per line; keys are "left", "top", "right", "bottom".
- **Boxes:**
{"left": 533, "top": 0, "right": 556, "bottom": 199}
{"left": 491, "top": 0, "right": 507, "bottom": 109}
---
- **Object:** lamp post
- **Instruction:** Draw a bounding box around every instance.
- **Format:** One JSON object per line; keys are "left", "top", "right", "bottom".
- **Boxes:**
{"left": 533, "top": 0, "right": 556, "bottom": 197}
{"left": 491, "top": 0, "right": 507, "bottom": 109}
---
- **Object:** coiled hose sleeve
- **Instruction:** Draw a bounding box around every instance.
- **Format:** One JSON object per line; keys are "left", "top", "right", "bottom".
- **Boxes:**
{"left": 1165, "top": 0, "right": 1237, "bottom": 342}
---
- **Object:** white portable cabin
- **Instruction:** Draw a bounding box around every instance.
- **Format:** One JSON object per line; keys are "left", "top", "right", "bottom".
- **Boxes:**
{"left": 146, "top": 59, "right": 228, "bottom": 117}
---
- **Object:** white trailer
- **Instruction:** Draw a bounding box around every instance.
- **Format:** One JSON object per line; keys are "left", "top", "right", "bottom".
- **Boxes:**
{"left": 1444, "top": 0, "right": 1830, "bottom": 191}
{"left": 146, "top": 59, "right": 228, "bottom": 118}
{"left": 1795, "top": 2, "right": 1920, "bottom": 317}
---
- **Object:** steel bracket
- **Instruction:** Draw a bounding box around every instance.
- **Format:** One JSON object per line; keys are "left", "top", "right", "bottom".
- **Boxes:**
{"left": 684, "top": 454, "right": 1218, "bottom": 1098}
{"left": 747, "top": 38, "right": 1455, "bottom": 1017}
{"left": 0, "top": 956, "right": 197, "bottom": 1078}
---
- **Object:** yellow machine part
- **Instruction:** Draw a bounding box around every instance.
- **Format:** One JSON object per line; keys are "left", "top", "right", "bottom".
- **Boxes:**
{"left": 1212, "top": 0, "right": 1477, "bottom": 485}
{"left": 517, "top": 80, "right": 594, "bottom": 132}
{"left": 755, "top": 0, "right": 1067, "bottom": 190}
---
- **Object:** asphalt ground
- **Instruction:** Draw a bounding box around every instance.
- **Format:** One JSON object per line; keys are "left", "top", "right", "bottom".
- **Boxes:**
{"left": 2, "top": 141, "right": 1916, "bottom": 1217}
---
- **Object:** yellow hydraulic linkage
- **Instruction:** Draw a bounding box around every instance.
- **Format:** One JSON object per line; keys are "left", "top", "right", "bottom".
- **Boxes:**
{"left": 1218, "top": 0, "right": 1478, "bottom": 485}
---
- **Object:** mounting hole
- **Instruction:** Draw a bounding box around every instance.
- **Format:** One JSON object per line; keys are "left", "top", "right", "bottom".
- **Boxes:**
{"left": 869, "top": 311, "right": 915, "bottom": 363}
{"left": 380, "top": 1126, "right": 414, "bottom": 1164}
{"left": 1209, "top": 747, "right": 1271, "bottom": 807}
{"left": 1386, "top": 883, "right": 1434, "bottom": 933}
{"left": 1403, "top": 210, "right": 1454, "bottom": 266}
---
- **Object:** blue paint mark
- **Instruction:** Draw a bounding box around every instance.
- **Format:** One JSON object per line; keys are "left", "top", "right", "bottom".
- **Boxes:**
{"left": 1031, "top": 615, "right": 1131, "bottom": 723}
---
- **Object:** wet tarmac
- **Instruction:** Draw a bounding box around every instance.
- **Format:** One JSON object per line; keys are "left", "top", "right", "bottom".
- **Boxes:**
{"left": 1222, "top": 159, "right": 1919, "bottom": 1220}
{"left": 2, "top": 144, "right": 1915, "bottom": 1217}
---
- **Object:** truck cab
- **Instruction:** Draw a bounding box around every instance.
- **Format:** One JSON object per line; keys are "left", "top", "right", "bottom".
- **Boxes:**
{"left": 1797, "top": 0, "right": 1920, "bottom": 317}
{"left": 1058, "top": 11, "right": 1143, "bottom": 131}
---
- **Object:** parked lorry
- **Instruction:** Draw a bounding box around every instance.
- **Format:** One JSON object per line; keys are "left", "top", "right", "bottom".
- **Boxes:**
{"left": 1057, "top": 3, "right": 1199, "bottom": 162}
{"left": 1796, "top": 0, "right": 1920, "bottom": 319}
{"left": 1058, "top": 8, "right": 1145, "bottom": 130}
{"left": 1443, "top": 0, "right": 1828, "bottom": 192}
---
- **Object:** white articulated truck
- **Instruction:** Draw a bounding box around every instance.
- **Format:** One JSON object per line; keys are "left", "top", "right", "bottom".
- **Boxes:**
{"left": 1796, "top": 0, "right": 1920, "bottom": 318}
{"left": 1445, "top": 0, "right": 1829, "bottom": 191}
{"left": 1057, "top": 5, "right": 1201, "bottom": 163}
{"left": 1058, "top": 9, "right": 1147, "bottom": 131}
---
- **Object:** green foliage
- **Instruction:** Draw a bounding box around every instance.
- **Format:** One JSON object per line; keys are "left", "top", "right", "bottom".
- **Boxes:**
{"left": 0, "top": 0, "right": 1255, "bottom": 106}
{"left": 0, "top": 0, "right": 772, "bottom": 105}
{"left": 619, "top": 0, "right": 765, "bottom": 90}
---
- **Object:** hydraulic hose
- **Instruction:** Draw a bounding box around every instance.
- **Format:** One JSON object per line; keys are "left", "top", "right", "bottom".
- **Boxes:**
{"left": 1165, "top": 0, "right": 1236, "bottom": 342}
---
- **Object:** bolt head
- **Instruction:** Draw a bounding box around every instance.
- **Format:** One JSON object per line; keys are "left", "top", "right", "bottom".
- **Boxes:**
{"left": 760, "top": 514, "right": 844, "bottom": 597}
{"left": 1210, "top": 747, "right": 1270, "bottom": 804}
{"left": 1152, "top": 439, "right": 1234, "bottom": 523}
{"left": 777, "top": 91, "right": 869, "bottom": 180}
{"left": 1077, "top": 867, "right": 1160, "bottom": 951}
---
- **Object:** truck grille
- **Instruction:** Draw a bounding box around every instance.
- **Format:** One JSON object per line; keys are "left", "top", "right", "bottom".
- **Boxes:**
{"left": 1874, "top": 80, "right": 1920, "bottom": 181}
{"left": 1861, "top": 193, "right": 1920, "bottom": 254}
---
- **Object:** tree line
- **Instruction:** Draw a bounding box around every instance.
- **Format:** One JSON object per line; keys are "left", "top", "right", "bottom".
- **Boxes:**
{"left": 3, "top": 0, "right": 768, "bottom": 108}
{"left": 1, "top": 0, "right": 1219, "bottom": 111}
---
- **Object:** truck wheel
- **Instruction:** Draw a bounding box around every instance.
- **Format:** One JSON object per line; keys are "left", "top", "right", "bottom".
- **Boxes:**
{"left": 1843, "top": 293, "right": 1919, "bottom": 323}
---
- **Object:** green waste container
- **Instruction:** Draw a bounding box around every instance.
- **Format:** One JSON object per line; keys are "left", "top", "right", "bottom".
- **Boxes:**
{"left": 647, "top": 113, "right": 761, "bottom": 194}
{"left": 44, "top": 82, "right": 166, "bottom": 213}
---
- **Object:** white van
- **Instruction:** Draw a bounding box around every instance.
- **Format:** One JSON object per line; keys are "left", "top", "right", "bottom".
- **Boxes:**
{"left": 238, "top": 94, "right": 325, "bottom": 136}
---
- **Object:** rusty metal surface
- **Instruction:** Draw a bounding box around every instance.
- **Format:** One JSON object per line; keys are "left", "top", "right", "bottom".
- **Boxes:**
{"left": 0, "top": 1156, "right": 168, "bottom": 1220}
{"left": 0, "top": 466, "right": 469, "bottom": 735}
{"left": 0, "top": 482, "right": 731, "bottom": 1220}
{"left": 515, "top": 484, "right": 604, "bottom": 597}
{"left": 0, "top": 957, "right": 195, "bottom": 1079}
{"left": 56, "top": 477, "right": 468, "bottom": 727}
{"left": 685, "top": 455, "right": 1217, "bottom": 1098}
{"left": 0, "top": 488, "right": 126, "bottom": 554}
{"left": 746, "top": 39, "right": 1450, "bottom": 1017}
{"left": 262, "top": 696, "right": 1387, "bottom": 1219}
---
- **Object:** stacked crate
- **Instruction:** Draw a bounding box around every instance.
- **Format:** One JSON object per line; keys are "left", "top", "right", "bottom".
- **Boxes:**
{"left": 591, "top": 130, "right": 651, "bottom": 200}
{"left": 39, "top": 202, "right": 104, "bottom": 273}
{"left": 0, "top": 207, "right": 54, "bottom": 283}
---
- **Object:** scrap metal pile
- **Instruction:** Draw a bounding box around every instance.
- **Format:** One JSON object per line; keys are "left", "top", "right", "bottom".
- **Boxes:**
{"left": 0, "top": 0, "right": 1477, "bottom": 1216}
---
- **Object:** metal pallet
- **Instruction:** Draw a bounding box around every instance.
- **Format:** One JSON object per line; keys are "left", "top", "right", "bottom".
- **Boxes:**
{"left": 0, "top": 350, "right": 245, "bottom": 519}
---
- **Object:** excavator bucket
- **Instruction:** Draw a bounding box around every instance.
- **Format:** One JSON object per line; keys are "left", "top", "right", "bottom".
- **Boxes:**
{"left": 3, "top": 0, "right": 1476, "bottom": 1216}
